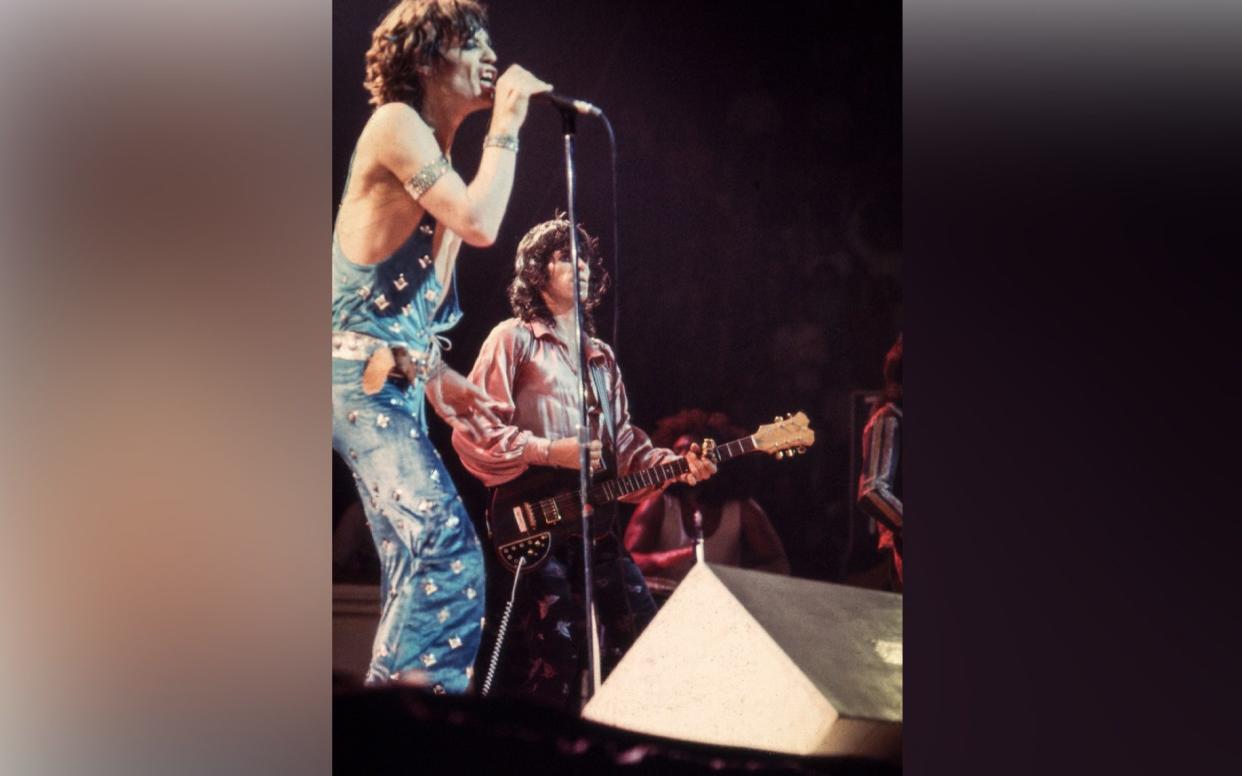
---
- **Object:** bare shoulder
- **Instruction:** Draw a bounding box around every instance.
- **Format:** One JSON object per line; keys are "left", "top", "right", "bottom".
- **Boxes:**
{"left": 359, "top": 103, "right": 436, "bottom": 158}
{"left": 368, "top": 102, "right": 425, "bottom": 134}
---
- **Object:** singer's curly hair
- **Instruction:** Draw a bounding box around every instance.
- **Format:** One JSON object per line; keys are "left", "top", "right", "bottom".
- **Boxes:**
{"left": 364, "top": 0, "right": 489, "bottom": 108}
{"left": 508, "top": 215, "right": 612, "bottom": 336}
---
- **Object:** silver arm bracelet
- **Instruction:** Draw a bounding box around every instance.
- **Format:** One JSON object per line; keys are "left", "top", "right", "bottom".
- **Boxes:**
{"left": 405, "top": 155, "right": 451, "bottom": 200}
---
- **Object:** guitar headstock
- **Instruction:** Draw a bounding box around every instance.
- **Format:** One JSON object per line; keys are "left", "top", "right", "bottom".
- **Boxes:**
{"left": 753, "top": 412, "right": 815, "bottom": 460}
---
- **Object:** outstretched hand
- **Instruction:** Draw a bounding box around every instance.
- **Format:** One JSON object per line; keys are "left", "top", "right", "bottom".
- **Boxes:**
{"left": 425, "top": 367, "right": 502, "bottom": 442}
{"left": 677, "top": 443, "right": 717, "bottom": 487}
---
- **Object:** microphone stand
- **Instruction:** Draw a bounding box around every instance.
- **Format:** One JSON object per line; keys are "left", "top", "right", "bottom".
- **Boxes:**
{"left": 557, "top": 105, "right": 604, "bottom": 706}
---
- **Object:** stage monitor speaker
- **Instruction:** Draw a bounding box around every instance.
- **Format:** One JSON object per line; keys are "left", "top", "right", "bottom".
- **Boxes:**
{"left": 582, "top": 563, "right": 902, "bottom": 760}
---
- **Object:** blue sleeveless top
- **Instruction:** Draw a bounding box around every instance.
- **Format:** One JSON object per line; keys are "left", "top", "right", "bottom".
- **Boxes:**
{"left": 331, "top": 210, "right": 463, "bottom": 354}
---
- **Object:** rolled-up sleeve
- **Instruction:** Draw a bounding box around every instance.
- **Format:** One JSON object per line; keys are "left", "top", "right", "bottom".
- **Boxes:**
{"left": 451, "top": 325, "right": 551, "bottom": 487}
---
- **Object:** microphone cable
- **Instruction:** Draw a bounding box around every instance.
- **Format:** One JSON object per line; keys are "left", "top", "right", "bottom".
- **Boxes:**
{"left": 600, "top": 112, "right": 622, "bottom": 357}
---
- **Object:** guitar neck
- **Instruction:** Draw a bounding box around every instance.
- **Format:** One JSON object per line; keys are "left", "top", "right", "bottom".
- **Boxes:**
{"left": 590, "top": 435, "right": 757, "bottom": 504}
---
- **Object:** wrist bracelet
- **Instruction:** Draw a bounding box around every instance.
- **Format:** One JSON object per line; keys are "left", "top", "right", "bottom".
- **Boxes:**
{"left": 425, "top": 359, "right": 448, "bottom": 381}
{"left": 483, "top": 133, "right": 519, "bottom": 153}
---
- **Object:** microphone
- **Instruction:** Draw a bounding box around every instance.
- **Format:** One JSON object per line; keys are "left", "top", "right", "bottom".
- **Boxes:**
{"left": 535, "top": 91, "right": 603, "bottom": 117}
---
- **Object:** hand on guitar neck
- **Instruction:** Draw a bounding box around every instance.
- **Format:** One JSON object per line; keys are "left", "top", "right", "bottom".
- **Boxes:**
{"left": 673, "top": 442, "right": 717, "bottom": 486}
{"left": 545, "top": 439, "right": 717, "bottom": 485}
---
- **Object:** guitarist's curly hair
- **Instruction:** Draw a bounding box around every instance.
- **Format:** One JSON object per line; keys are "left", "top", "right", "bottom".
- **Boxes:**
{"left": 507, "top": 214, "right": 612, "bottom": 336}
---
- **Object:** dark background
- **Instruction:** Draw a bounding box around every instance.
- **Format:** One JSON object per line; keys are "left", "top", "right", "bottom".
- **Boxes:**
{"left": 8, "top": 0, "right": 1241, "bottom": 773}
{"left": 332, "top": 0, "right": 901, "bottom": 584}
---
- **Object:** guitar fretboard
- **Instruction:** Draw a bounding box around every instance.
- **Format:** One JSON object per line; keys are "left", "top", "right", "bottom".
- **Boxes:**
{"left": 590, "top": 436, "right": 757, "bottom": 504}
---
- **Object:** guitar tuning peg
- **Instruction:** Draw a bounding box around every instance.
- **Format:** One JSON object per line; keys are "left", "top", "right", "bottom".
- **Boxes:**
{"left": 798, "top": 447, "right": 806, "bottom": 454}
{"left": 774, "top": 415, "right": 782, "bottom": 422}
{"left": 785, "top": 412, "right": 791, "bottom": 419}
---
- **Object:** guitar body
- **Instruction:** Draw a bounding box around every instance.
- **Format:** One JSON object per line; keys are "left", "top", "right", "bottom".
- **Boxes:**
{"left": 486, "top": 468, "right": 615, "bottom": 573}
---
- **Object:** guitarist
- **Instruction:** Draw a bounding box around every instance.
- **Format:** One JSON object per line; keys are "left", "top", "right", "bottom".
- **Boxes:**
{"left": 451, "top": 217, "right": 717, "bottom": 710}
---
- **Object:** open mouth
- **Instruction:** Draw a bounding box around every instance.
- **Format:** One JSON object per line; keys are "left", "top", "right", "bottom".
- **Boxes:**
{"left": 479, "top": 69, "right": 497, "bottom": 91}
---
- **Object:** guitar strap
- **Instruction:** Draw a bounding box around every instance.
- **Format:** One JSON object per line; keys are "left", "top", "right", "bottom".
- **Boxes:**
{"left": 588, "top": 360, "right": 617, "bottom": 476}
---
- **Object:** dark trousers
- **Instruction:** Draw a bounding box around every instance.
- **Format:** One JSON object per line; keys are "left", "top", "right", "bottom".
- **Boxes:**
{"left": 480, "top": 532, "right": 657, "bottom": 712}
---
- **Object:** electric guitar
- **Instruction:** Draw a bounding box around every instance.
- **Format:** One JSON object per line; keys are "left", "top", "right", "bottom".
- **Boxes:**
{"left": 484, "top": 412, "right": 815, "bottom": 572}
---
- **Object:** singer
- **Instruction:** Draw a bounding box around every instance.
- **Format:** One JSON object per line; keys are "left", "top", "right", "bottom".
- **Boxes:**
{"left": 331, "top": 0, "right": 552, "bottom": 694}
{"left": 451, "top": 217, "right": 717, "bottom": 711}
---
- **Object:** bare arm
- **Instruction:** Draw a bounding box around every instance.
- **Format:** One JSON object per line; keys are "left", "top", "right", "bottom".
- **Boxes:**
{"left": 624, "top": 494, "right": 696, "bottom": 578}
{"left": 372, "top": 65, "right": 551, "bottom": 246}
{"left": 739, "top": 499, "right": 791, "bottom": 574}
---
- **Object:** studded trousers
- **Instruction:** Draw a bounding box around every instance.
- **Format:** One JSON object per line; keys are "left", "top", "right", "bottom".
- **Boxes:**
{"left": 332, "top": 356, "right": 486, "bottom": 693}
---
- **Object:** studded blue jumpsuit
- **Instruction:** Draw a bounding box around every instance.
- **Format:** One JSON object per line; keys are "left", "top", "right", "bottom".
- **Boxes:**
{"left": 331, "top": 211, "right": 485, "bottom": 693}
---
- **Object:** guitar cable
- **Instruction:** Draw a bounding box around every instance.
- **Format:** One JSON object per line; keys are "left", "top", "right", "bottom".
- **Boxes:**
{"left": 480, "top": 555, "right": 526, "bottom": 697}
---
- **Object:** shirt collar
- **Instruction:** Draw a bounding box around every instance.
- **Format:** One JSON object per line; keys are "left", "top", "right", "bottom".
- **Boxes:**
{"left": 526, "top": 318, "right": 607, "bottom": 362}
